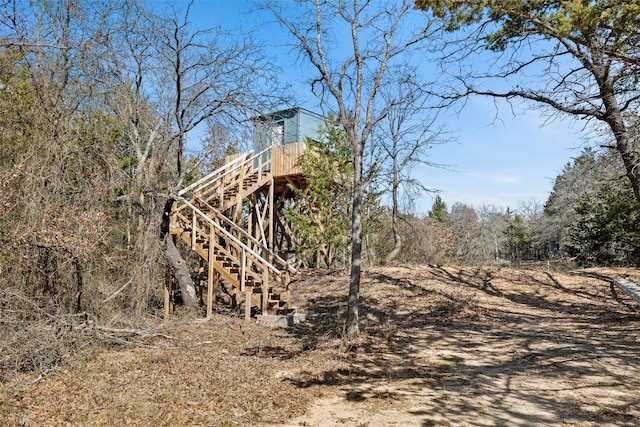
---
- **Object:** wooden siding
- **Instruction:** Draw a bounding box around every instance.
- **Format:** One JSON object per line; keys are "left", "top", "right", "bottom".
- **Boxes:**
{"left": 223, "top": 142, "right": 306, "bottom": 178}
{"left": 270, "top": 142, "right": 306, "bottom": 177}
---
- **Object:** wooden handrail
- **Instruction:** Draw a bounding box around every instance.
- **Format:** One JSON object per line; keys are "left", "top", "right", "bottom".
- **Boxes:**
{"left": 194, "top": 197, "right": 298, "bottom": 275}
{"left": 184, "top": 147, "right": 272, "bottom": 196}
{"left": 178, "top": 197, "right": 283, "bottom": 276}
{"left": 178, "top": 152, "right": 249, "bottom": 196}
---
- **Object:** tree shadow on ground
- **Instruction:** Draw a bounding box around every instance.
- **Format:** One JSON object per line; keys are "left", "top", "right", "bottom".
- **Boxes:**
{"left": 429, "top": 266, "right": 640, "bottom": 320}
{"left": 570, "top": 270, "right": 640, "bottom": 312}
{"left": 280, "top": 266, "right": 640, "bottom": 426}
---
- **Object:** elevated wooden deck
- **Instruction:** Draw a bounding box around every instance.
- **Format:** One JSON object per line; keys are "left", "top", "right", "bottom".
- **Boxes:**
{"left": 225, "top": 142, "right": 306, "bottom": 177}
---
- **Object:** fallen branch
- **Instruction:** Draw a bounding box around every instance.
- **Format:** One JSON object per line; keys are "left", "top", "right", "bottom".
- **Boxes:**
{"left": 101, "top": 277, "right": 135, "bottom": 304}
{"left": 95, "top": 326, "right": 174, "bottom": 340}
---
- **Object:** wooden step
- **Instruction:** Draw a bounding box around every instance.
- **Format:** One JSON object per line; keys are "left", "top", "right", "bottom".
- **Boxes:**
{"left": 267, "top": 299, "right": 286, "bottom": 308}
{"left": 272, "top": 306, "right": 297, "bottom": 315}
{"left": 172, "top": 226, "right": 191, "bottom": 233}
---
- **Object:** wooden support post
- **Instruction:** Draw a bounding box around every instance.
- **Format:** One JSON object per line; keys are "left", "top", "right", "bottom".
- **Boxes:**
{"left": 257, "top": 151, "right": 264, "bottom": 185}
{"left": 219, "top": 178, "right": 224, "bottom": 208}
{"left": 234, "top": 162, "right": 246, "bottom": 223}
{"left": 207, "top": 228, "right": 216, "bottom": 318}
{"left": 245, "top": 290, "right": 252, "bottom": 321}
{"left": 191, "top": 211, "right": 197, "bottom": 250}
{"left": 207, "top": 272, "right": 216, "bottom": 318}
{"left": 248, "top": 194, "right": 255, "bottom": 252}
{"left": 262, "top": 268, "right": 269, "bottom": 314}
{"left": 240, "top": 248, "right": 246, "bottom": 292}
{"left": 268, "top": 178, "right": 274, "bottom": 252}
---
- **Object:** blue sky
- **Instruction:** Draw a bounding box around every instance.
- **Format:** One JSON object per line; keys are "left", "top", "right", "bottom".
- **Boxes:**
{"left": 415, "top": 96, "right": 583, "bottom": 213}
{"left": 159, "top": 0, "right": 585, "bottom": 215}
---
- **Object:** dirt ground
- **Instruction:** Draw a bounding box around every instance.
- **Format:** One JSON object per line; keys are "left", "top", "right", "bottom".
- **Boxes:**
{"left": 1, "top": 265, "right": 639, "bottom": 426}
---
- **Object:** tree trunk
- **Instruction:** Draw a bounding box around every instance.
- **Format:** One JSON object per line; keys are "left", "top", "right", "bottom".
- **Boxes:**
{"left": 163, "top": 233, "right": 197, "bottom": 306}
{"left": 135, "top": 192, "right": 163, "bottom": 314}
{"left": 594, "top": 61, "right": 640, "bottom": 202}
{"left": 365, "top": 225, "right": 373, "bottom": 267}
{"left": 385, "top": 221, "right": 402, "bottom": 264}
{"left": 345, "top": 142, "right": 363, "bottom": 340}
{"left": 607, "top": 115, "right": 640, "bottom": 202}
{"left": 161, "top": 197, "right": 197, "bottom": 306}
{"left": 594, "top": 81, "right": 640, "bottom": 202}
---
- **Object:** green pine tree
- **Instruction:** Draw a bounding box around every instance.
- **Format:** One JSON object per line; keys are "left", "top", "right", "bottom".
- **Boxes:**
{"left": 428, "top": 195, "right": 449, "bottom": 223}
{"left": 284, "top": 114, "right": 353, "bottom": 267}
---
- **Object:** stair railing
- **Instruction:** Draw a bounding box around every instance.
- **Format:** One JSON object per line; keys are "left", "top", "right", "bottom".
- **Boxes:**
{"left": 193, "top": 196, "right": 298, "bottom": 276}
{"left": 177, "top": 196, "right": 295, "bottom": 279}
{"left": 178, "top": 152, "right": 249, "bottom": 197}
{"left": 178, "top": 147, "right": 272, "bottom": 198}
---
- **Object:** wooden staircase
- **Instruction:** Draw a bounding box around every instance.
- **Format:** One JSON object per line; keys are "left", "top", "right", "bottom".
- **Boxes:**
{"left": 168, "top": 148, "right": 299, "bottom": 318}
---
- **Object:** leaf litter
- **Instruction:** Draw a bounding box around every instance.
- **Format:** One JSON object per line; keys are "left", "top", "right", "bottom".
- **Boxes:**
{"left": 1, "top": 265, "right": 640, "bottom": 426}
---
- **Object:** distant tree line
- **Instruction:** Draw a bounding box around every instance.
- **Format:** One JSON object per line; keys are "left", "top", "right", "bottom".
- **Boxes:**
{"left": 294, "top": 140, "right": 640, "bottom": 268}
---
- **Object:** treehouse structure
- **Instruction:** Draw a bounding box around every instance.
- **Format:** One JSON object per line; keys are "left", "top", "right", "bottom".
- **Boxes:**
{"left": 167, "top": 107, "right": 324, "bottom": 319}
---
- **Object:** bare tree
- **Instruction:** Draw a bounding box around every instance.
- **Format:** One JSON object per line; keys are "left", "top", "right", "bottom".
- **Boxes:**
{"left": 157, "top": 2, "right": 284, "bottom": 185}
{"left": 266, "top": 0, "right": 436, "bottom": 338}
{"left": 475, "top": 204, "right": 510, "bottom": 262}
{"left": 196, "top": 122, "right": 246, "bottom": 173}
{"left": 105, "top": 0, "right": 286, "bottom": 309}
{"left": 448, "top": 203, "right": 482, "bottom": 262}
{"left": 104, "top": 0, "right": 182, "bottom": 309}
{"left": 374, "top": 70, "right": 448, "bottom": 263}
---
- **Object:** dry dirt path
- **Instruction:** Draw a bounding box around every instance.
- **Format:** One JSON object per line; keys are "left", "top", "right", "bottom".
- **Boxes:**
{"left": 278, "top": 266, "right": 640, "bottom": 427}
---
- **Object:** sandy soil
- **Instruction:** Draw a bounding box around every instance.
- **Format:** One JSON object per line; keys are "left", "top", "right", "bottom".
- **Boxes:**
{"left": 280, "top": 265, "right": 640, "bottom": 427}
{"left": 1, "top": 265, "right": 639, "bottom": 426}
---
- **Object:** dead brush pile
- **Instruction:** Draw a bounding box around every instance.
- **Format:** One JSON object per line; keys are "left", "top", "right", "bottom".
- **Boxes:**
{"left": 0, "top": 312, "right": 348, "bottom": 426}
{"left": 0, "top": 284, "right": 96, "bottom": 383}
